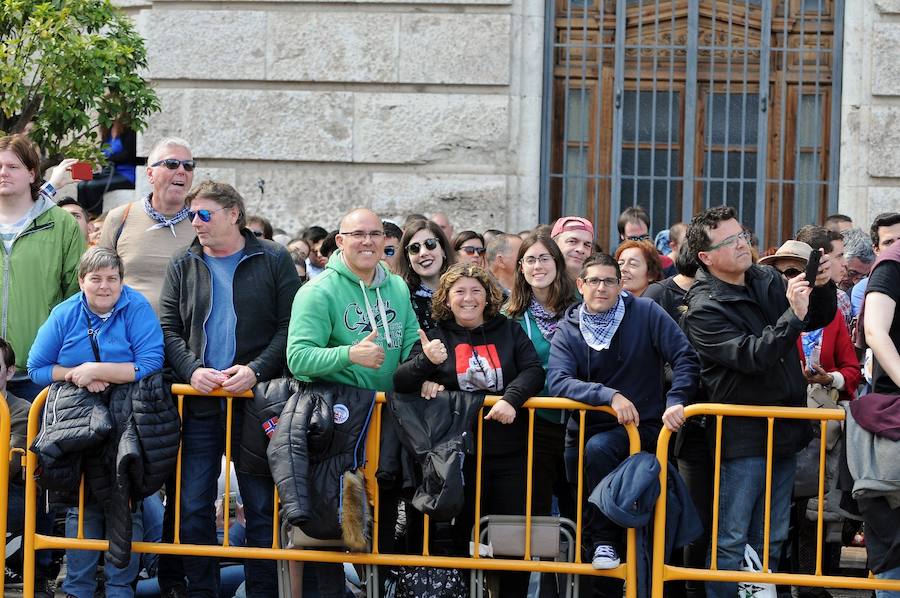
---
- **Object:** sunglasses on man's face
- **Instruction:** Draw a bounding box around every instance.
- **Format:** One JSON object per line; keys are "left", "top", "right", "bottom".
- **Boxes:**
{"left": 407, "top": 238, "right": 439, "bottom": 255}
{"left": 151, "top": 158, "right": 196, "bottom": 172}
{"left": 384, "top": 246, "right": 397, "bottom": 257}
{"left": 188, "top": 206, "right": 227, "bottom": 223}
{"left": 459, "top": 245, "right": 486, "bottom": 256}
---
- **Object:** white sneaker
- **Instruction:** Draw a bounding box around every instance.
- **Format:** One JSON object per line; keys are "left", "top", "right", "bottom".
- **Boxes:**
{"left": 591, "top": 543, "right": 620, "bottom": 569}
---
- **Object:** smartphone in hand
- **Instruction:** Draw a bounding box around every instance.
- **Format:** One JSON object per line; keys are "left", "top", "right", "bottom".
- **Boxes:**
{"left": 804, "top": 249, "right": 821, "bottom": 286}
{"left": 70, "top": 162, "right": 93, "bottom": 181}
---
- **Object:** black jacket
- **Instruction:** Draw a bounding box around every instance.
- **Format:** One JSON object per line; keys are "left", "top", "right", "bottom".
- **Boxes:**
{"left": 267, "top": 382, "right": 375, "bottom": 540}
{"left": 682, "top": 265, "right": 837, "bottom": 459}
{"left": 393, "top": 314, "right": 545, "bottom": 455}
{"left": 30, "top": 373, "right": 180, "bottom": 567}
{"left": 159, "top": 229, "right": 301, "bottom": 417}
{"left": 380, "top": 390, "right": 485, "bottom": 521}
{"left": 237, "top": 377, "right": 301, "bottom": 476}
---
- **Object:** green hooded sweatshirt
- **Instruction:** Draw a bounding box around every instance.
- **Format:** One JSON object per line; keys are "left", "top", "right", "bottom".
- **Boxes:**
{"left": 286, "top": 250, "right": 419, "bottom": 391}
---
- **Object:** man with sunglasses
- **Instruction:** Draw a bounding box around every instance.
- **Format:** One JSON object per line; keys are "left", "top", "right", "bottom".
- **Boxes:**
{"left": 158, "top": 181, "right": 301, "bottom": 598}
{"left": 547, "top": 252, "right": 699, "bottom": 580}
{"left": 98, "top": 137, "right": 197, "bottom": 314}
{"left": 682, "top": 206, "right": 837, "bottom": 598}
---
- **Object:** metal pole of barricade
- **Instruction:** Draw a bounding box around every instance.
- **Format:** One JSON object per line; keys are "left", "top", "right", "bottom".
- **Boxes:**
{"left": 648, "top": 403, "right": 900, "bottom": 597}
{"left": 0, "top": 391, "right": 11, "bottom": 596}
{"left": 22, "top": 387, "right": 48, "bottom": 598}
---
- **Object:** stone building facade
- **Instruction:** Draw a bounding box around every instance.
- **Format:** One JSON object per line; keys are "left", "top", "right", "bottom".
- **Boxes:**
{"left": 111, "top": 0, "right": 895, "bottom": 236}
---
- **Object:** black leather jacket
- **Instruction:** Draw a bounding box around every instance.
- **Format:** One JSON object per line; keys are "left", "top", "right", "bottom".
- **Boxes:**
{"left": 267, "top": 382, "right": 376, "bottom": 540}
{"left": 682, "top": 265, "right": 837, "bottom": 459}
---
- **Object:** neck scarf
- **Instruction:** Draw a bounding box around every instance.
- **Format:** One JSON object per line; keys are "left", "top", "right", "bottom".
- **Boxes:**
{"left": 143, "top": 195, "right": 190, "bottom": 236}
{"left": 413, "top": 284, "right": 434, "bottom": 299}
{"left": 527, "top": 297, "right": 560, "bottom": 339}
{"left": 579, "top": 293, "right": 626, "bottom": 351}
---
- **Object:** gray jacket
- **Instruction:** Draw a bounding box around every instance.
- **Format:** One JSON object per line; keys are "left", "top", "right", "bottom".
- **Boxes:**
{"left": 846, "top": 405, "right": 900, "bottom": 508}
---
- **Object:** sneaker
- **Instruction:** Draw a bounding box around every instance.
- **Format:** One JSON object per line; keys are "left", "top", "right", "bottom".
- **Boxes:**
{"left": 33, "top": 577, "right": 55, "bottom": 598}
{"left": 591, "top": 543, "right": 621, "bottom": 569}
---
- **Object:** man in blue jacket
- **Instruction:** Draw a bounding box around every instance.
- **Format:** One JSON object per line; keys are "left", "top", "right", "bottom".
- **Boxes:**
{"left": 547, "top": 252, "right": 699, "bottom": 577}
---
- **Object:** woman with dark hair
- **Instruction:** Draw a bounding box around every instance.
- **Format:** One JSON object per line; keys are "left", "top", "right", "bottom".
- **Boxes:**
{"left": 644, "top": 248, "right": 699, "bottom": 323}
{"left": 394, "top": 263, "right": 544, "bottom": 597}
{"left": 504, "top": 233, "right": 576, "bottom": 521}
{"left": 396, "top": 219, "right": 455, "bottom": 330}
{"left": 615, "top": 239, "right": 663, "bottom": 297}
{"left": 452, "top": 230, "right": 487, "bottom": 268}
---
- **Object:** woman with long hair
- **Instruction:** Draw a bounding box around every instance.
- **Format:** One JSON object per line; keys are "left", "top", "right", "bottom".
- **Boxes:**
{"left": 505, "top": 233, "right": 576, "bottom": 522}
{"left": 396, "top": 219, "right": 455, "bottom": 330}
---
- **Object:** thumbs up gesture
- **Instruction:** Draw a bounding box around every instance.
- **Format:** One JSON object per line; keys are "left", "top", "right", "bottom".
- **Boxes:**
{"left": 418, "top": 329, "right": 448, "bottom": 365}
{"left": 349, "top": 329, "right": 386, "bottom": 370}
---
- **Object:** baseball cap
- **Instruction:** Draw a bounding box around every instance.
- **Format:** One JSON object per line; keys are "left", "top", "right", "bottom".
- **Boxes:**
{"left": 551, "top": 216, "right": 594, "bottom": 238}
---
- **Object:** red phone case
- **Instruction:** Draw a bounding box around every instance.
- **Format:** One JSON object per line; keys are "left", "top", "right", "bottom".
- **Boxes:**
{"left": 71, "top": 162, "right": 93, "bottom": 181}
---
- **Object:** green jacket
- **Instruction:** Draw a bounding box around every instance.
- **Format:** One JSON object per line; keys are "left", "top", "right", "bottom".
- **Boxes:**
{"left": 287, "top": 250, "right": 419, "bottom": 391}
{"left": 513, "top": 310, "right": 566, "bottom": 425}
{"left": 1, "top": 198, "right": 84, "bottom": 372}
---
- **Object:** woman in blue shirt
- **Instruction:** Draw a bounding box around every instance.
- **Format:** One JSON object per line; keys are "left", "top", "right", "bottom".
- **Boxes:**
{"left": 28, "top": 245, "right": 163, "bottom": 598}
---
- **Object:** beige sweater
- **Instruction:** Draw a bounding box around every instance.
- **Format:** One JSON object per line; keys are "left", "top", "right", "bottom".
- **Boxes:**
{"left": 98, "top": 198, "right": 195, "bottom": 314}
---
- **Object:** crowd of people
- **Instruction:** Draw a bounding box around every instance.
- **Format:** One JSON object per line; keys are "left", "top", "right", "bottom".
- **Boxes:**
{"left": 1, "top": 130, "right": 899, "bottom": 598}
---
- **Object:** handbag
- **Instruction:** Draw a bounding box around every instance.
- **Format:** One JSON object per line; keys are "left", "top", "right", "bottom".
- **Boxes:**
{"left": 807, "top": 384, "right": 841, "bottom": 450}
{"left": 737, "top": 544, "right": 777, "bottom": 598}
{"left": 394, "top": 566, "right": 468, "bottom": 598}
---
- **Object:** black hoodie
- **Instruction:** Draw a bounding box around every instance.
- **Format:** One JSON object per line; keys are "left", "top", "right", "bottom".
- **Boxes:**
{"left": 393, "top": 313, "right": 545, "bottom": 455}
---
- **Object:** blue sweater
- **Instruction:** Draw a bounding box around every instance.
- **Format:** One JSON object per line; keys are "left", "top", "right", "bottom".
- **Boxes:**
{"left": 27, "top": 285, "right": 164, "bottom": 387}
{"left": 547, "top": 293, "right": 699, "bottom": 434}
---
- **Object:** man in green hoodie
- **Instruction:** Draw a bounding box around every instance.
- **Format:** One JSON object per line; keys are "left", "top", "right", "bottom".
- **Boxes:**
{"left": 286, "top": 207, "right": 419, "bottom": 595}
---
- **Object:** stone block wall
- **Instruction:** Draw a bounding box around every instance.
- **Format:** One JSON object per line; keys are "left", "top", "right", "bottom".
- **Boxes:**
{"left": 839, "top": 1, "right": 900, "bottom": 228}
{"left": 118, "top": 0, "right": 544, "bottom": 235}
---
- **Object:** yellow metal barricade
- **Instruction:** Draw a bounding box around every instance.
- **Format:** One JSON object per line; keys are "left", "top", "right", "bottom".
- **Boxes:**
{"left": 650, "top": 403, "right": 900, "bottom": 597}
{"left": 21, "top": 386, "right": 642, "bottom": 597}
{"left": 0, "top": 392, "right": 13, "bottom": 596}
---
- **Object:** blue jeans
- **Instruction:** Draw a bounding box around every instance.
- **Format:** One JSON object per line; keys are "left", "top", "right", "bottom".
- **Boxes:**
{"left": 62, "top": 503, "right": 144, "bottom": 598}
{"left": 706, "top": 455, "right": 796, "bottom": 598}
{"left": 141, "top": 493, "right": 164, "bottom": 577}
{"left": 235, "top": 471, "right": 276, "bottom": 597}
{"left": 876, "top": 566, "right": 900, "bottom": 598}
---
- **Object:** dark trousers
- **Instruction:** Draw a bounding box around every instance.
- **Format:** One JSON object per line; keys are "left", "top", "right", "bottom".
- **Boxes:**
{"left": 531, "top": 417, "right": 575, "bottom": 519}
{"left": 77, "top": 173, "right": 134, "bottom": 216}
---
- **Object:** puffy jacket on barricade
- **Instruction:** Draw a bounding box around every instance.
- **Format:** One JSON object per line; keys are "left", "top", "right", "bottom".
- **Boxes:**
{"left": 267, "top": 382, "right": 376, "bottom": 543}
{"left": 30, "top": 372, "right": 180, "bottom": 567}
{"left": 682, "top": 265, "right": 837, "bottom": 460}
{"left": 237, "top": 377, "right": 301, "bottom": 476}
{"left": 380, "top": 390, "right": 485, "bottom": 521}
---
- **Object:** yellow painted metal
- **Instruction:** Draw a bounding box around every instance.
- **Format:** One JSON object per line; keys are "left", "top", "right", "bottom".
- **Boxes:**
{"left": 710, "top": 414, "right": 723, "bottom": 570}
{"left": 816, "top": 420, "right": 827, "bottom": 576}
{"left": 762, "top": 417, "right": 774, "bottom": 572}
{"left": 473, "top": 406, "right": 484, "bottom": 560}
{"left": 650, "top": 403, "right": 900, "bottom": 598}
{"left": 173, "top": 393, "right": 184, "bottom": 545}
{"left": 0, "top": 392, "right": 11, "bottom": 597}
{"left": 575, "top": 410, "right": 586, "bottom": 564}
{"left": 77, "top": 477, "right": 86, "bottom": 539}
{"left": 524, "top": 408, "right": 535, "bottom": 561}
{"left": 22, "top": 387, "right": 48, "bottom": 598}
{"left": 223, "top": 396, "right": 234, "bottom": 547}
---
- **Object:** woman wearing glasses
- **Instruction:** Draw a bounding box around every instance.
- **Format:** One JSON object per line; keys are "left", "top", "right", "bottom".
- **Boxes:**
{"left": 452, "top": 230, "right": 488, "bottom": 268}
{"left": 396, "top": 219, "right": 455, "bottom": 331}
{"left": 614, "top": 239, "right": 663, "bottom": 297}
{"left": 394, "top": 263, "right": 544, "bottom": 597}
{"left": 504, "top": 233, "right": 577, "bottom": 521}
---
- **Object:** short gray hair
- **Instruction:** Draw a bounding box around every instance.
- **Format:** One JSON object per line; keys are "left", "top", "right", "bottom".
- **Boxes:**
{"left": 486, "top": 233, "right": 519, "bottom": 263}
{"left": 78, "top": 246, "right": 124, "bottom": 280}
{"left": 147, "top": 137, "right": 192, "bottom": 165}
{"left": 842, "top": 227, "right": 875, "bottom": 264}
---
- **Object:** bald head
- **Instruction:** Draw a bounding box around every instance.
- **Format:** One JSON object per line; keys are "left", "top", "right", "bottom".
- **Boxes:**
{"left": 337, "top": 208, "right": 385, "bottom": 283}
{"left": 340, "top": 208, "right": 381, "bottom": 232}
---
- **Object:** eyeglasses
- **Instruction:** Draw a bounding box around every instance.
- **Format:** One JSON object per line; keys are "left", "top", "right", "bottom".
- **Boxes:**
{"left": 340, "top": 230, "right": 384, "bottom": 241}
{"left": 384, "top": 246, "right": 397, "bottom": 257}
{"left": 581, "top": 276, "right": 620, "bottom": 288}
{"left": 459, "top": 245, "right": 486, "bottom": 256}
{"left": 188, "top": 206, "right": 227, "bottom": 222}
{"left": 846, "top": 268, "right": 867, "bottom": 280}
{"left": 407, "top": 238, "right": 439, "bottom": 255}
{"left": 626, "top": 234, "right": 651, "bottom": 242}
{"left": 706, "top": 231, "right": 753, "bottom": 251}
{"left": 151, "top": 158, "right": 196, "bottom": 171}
{"left": 779, "top": 267, "right": 803, "bottom": 278}
{"left": 521, "top": 254, "right": 554, "bottom": 266}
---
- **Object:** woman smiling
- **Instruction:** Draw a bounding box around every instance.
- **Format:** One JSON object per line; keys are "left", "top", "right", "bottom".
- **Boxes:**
{"left": 396, "top": 219, "right": 455, "bottom": 330}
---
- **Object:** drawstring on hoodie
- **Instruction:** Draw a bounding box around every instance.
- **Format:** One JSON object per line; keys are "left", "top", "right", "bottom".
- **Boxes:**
{"left": 358, "top": 280, "right": 394, "bottom": 348}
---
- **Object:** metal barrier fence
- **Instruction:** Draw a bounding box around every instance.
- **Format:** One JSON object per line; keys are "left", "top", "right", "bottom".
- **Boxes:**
{"left": 0, "top": 392, "right": 13, "bottom": 596}
{"left": 650, "top": 403, "right": 900, "bottom": 596}
{"left": 21, "top": 385, "right": 641, "bottom": 598}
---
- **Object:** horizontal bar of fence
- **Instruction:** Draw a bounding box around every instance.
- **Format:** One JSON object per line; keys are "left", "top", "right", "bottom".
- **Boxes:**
{"left": 22, "top": 386, "right": 641, "bottom": 598}
{"left": 650, "top": 403, "right": 900, "bottom": 598}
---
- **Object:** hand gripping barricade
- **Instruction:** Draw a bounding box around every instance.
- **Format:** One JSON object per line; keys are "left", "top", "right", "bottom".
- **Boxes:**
{"left": 649, "top": 403, "right": 900, "bottom": 597}
{"left": 19, "top": 386, "right": 641, "bottom": 598}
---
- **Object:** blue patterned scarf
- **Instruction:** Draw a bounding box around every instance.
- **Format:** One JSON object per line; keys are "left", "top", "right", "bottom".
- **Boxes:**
{"left": 143, "top": 195, "right": 190, "bottom": 236}
{"left": 527, "top": 297, "right": 560, "bottom": 339}
{"left": 579, "top": 294, "right": 626, "bottom": 351}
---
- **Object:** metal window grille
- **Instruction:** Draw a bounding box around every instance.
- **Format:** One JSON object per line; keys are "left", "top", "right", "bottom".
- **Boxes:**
{"left": 540, "top": 0, "right": 844, "bottom": 251}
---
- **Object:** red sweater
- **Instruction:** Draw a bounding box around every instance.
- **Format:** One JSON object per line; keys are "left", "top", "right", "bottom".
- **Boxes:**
{"left": 797, "top": 310, "right": 862, "bottom": 401}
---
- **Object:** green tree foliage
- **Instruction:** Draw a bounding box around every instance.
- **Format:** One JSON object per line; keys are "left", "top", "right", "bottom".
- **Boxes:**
{"left": 0, "top": 0, "right": 159, "bottom": 167}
